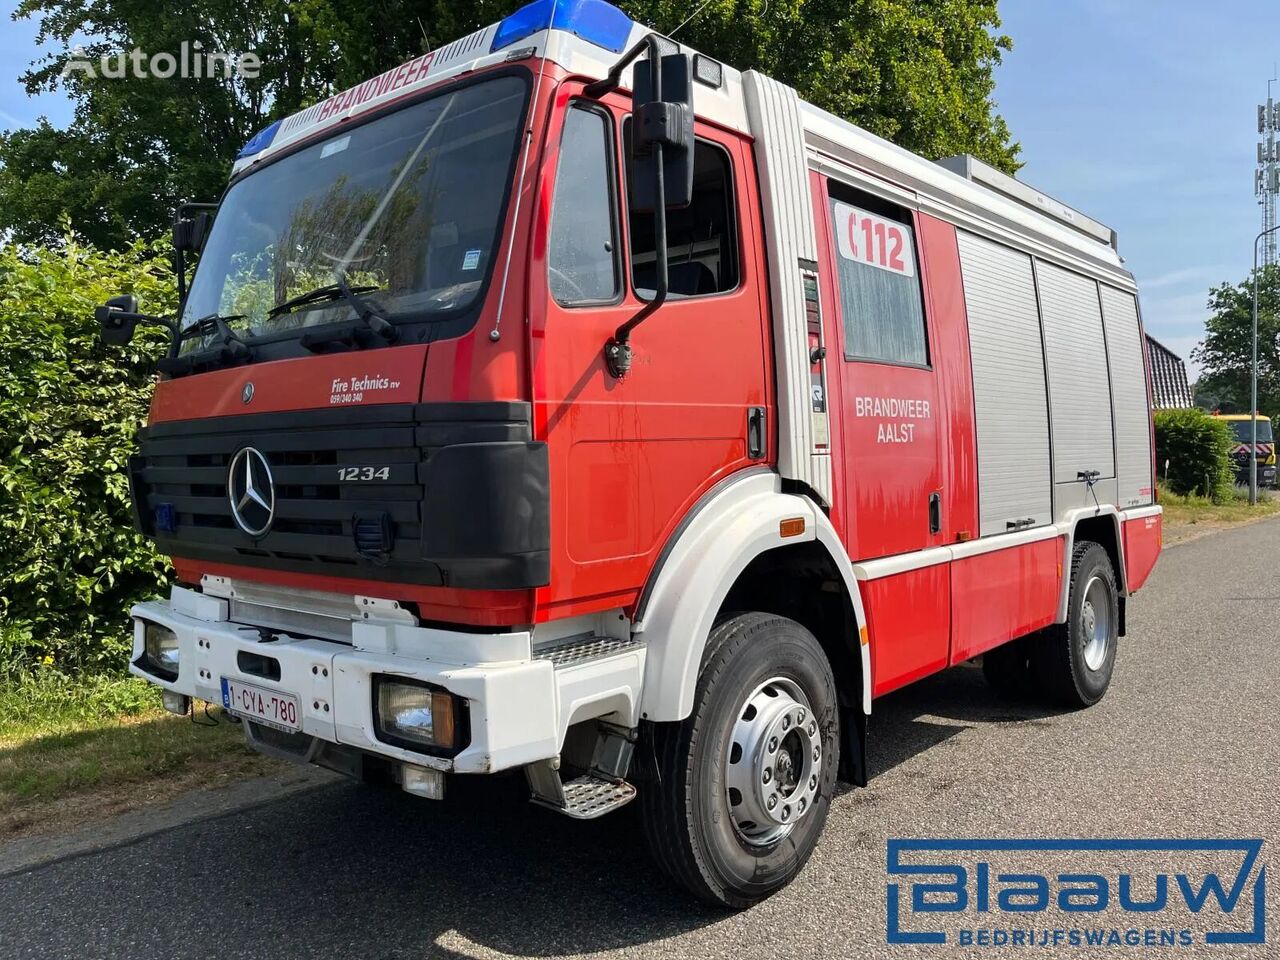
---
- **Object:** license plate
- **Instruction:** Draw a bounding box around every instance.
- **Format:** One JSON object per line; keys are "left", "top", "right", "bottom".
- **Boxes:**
{"left": 221, "top": 677, "right": 300, "bottom": 732}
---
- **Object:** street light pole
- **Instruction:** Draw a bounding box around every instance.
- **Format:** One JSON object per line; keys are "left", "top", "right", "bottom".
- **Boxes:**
{"left": 1250, "top": 223, "right": 1280, "bottom": 504}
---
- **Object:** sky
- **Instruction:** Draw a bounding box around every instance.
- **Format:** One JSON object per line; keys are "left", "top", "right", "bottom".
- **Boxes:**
{"left": 994, "top": 2, "right": 1280, "bottom": 377}
{"left": 1, "top": 1, "right": 1277, "bottom": 377}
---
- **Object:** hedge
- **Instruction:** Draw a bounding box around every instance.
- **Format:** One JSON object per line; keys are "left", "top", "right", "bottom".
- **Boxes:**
{"left": 1153, "top": 408, "right": 1235, "bottom": 502}
{"left": 0, "top": 236, "right": 174, "bottom": 677}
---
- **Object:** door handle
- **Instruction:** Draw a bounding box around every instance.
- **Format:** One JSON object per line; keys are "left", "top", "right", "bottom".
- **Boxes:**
{"left": 747, "top": 407, "right": 766, "bottom": 460}
{"left": 928, "top": 491, "right": 941, "bottom": 535}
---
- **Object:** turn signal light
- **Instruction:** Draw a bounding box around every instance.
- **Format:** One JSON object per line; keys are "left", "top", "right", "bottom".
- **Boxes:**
{"left": 779, "top": 517, "right": 806, "bottom": 538}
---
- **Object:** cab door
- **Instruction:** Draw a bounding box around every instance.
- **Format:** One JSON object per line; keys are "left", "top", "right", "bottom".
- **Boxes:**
{"left": 531, "top": 85, "right": 770, "bottom": 621}
{"left": 812, "top": 175, "right": 949, "bottom": 696}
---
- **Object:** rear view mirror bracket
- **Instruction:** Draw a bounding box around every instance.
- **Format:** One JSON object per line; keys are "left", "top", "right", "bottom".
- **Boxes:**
{"left": 96, "top": 293, "right": 178, "bottom": 348}
{"left": 593, "top": 34, "right": 695, "bottom": 379}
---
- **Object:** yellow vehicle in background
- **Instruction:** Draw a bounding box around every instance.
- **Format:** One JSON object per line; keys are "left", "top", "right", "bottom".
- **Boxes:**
{"left": 1212, "top": 413, "right": 1277, "bottom": 488}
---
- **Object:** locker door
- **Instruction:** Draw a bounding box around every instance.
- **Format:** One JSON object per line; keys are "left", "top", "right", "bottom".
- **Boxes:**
{"left": 813, "top": 177, "right": 948, "bottom": 696}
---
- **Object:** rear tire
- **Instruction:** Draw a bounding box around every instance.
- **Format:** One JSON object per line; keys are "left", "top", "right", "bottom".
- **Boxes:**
{"left": 639, "top": 612, "right": 840, "bottom": 908}
{"left": 1031, "top": 541, "right": 1118, "bottom": 707}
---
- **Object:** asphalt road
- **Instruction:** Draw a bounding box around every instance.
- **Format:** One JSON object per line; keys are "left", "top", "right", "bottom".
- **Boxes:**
{"left": 3, "top": 518, "right": 1278, "bottom": 959}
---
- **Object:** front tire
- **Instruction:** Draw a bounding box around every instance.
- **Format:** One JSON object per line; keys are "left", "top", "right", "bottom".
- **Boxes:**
{"left": 1031, "top": 541, "right": 1119, "bottom": 707}
{"left": 640, "top": 612, "right": 840, "bottom": 908}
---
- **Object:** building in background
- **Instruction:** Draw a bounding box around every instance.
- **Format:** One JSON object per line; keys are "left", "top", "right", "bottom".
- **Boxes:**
{"left": 1145, "top": 335, "right": 1194, "bottom": 409}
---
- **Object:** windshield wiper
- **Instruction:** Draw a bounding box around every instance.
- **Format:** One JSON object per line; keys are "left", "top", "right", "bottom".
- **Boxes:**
{"left": 268, "top": 279, "right": 378, "bottom": 318}
{"left": 272, "top": 272, "right": 399, "bottom": 352}
{"left": 157, "top": 313, "right": 251, "bottom": 376}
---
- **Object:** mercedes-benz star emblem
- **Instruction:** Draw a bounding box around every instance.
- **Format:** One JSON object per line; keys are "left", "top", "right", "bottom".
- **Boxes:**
{"left": 227, "top": 447, "right": 275, "bottom": 537}
{"left": 241, "top": 381, "right": 255, "bottom": 404}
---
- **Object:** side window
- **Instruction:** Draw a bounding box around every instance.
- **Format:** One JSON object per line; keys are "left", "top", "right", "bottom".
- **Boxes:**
{"left": 548, "top": 105, "right": 619, "bottom": 305}
{"left": 626, "top": 126, "right": 739, "bottom": 299}
{"left": 828, "top": 191, "right": 928, "bottom": 366}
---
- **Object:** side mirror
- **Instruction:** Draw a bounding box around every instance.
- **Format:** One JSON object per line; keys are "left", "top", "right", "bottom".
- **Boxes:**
{"left": 174, "top": 211, "right": 213, "bottom": 254}
{"left": 96, "top": 294, "right": 140, "bottom": 346}
{"left": 631, "top": 49, "right": 695, "bottom": 213}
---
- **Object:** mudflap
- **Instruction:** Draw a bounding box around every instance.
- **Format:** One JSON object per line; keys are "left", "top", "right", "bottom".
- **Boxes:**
{"left": 839, "top": 703, "right": 868, "bottom": 787}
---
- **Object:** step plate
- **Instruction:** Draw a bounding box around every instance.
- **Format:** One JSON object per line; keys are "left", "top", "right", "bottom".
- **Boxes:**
{"left": 532, "top": 634, "right": 643, "bottom": 667}
{"left": 536, "top": 775, "right": 637, "bottom": 819}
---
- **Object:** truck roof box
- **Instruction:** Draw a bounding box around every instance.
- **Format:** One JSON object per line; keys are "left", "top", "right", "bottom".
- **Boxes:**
{"left": 935, "top": 154, "right": 1118, "bottom": 251}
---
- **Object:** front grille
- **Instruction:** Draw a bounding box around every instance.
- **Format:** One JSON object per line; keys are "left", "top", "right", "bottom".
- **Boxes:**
{"left": 130, "top": 402, "right": 548, "bottom": 589}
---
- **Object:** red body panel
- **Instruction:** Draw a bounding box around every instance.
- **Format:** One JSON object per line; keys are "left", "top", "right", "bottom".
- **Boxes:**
{"left": 1123, "top": 513, "right": 1162, "bottom": 592}
{"left": 860, "top": 566, "right": 951, "bottom": 697}
{"left": 150, "top": 346, "right": 429, "bottom": 422}
{"left": 172, "top": 557, "right": 533, "bottom": 625}
{"left": 949, "top": 538, "right": 1063, "bottom": 664}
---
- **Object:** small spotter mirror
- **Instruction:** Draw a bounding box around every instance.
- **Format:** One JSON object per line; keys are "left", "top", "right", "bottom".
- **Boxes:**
{"left": 96, "top": 294, "right": 140, "bottom": 346}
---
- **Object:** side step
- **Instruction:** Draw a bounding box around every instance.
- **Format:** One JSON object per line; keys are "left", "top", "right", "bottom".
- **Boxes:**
{"left": 526, "top": 632, "right": 646, "bottom": 818}
{"left": 528, "top": 769, "right": 637, "bottom": 819}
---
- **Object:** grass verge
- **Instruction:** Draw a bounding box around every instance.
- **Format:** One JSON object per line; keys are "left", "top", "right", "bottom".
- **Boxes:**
{"left": 0, "top": 671, "right": 276, "bottom": 840}
{"left": 1158, "top": 483, "right": 1280, "bottom": 544}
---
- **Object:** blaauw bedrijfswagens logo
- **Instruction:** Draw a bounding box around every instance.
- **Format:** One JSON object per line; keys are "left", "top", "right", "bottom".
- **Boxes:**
{"left": 887, "top": 839, "right": 1265, "bottom": 948}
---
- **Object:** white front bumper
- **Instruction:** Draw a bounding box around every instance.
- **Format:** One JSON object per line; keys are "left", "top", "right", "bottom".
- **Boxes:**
{"left": 130, "top": 587, "right": 640, "bottom": 774}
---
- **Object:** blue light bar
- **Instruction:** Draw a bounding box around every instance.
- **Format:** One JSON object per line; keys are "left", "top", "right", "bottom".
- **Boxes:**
{"left": 491, "top": 0, "right": 633, "bottom": 54}
{"left": 237, "top": 119, "right": 282, "bottom": 160}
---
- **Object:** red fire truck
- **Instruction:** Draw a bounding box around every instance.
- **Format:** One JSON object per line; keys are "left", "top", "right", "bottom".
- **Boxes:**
{"left": 98, "top": 0, "right": 1161, "bottom": 907}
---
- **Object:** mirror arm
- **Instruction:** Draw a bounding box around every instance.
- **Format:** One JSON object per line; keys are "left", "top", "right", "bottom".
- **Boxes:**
{"left": 112, "top": 310, "right": 181, "bottom": 343}
{"left": 607, "top": 146, "right": 668, "bottom": 377}
{"left": 584, "top": 32, "right": 667, "bottom": 99}
{"left": 606, "top": 44, "right": 671, "bottom": 380}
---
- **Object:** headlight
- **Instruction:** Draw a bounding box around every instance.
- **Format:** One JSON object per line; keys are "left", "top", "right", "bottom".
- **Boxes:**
{"left": 143, "top": 622, "right": 180, "bottom": 677}
{"left": 374, "top": 679, "right": 458, "bottom": 751}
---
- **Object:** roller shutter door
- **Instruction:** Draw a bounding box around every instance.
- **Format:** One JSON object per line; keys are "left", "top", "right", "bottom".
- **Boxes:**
{"left": 957, "top": 231, "right": 1053, "bottom": 536}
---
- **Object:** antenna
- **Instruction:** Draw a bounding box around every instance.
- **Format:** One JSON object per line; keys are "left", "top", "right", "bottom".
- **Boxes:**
{"left": 1259, "top": 69, "right": 1280, "bottom": 270}
{"left": 669, "top": 0, "right": 715, "bottom": 39}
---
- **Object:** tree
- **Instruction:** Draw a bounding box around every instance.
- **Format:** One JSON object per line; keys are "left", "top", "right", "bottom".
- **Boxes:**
{"left": 1191, "top": 265, "right": 1280, "bottom": 421}
{"left": 1, "top": 0, "right": 1019, "bottom": 248}
{"left": 0, "top": 233, "right": 175, "bottom": 673}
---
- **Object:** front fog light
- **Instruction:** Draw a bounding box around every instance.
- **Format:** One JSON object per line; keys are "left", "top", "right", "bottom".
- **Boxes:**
{"left": 375, "top": 680, "right": 457, "bottom": 750}
{"left": 143, "top": 622, "right": 180, "bottom": 677}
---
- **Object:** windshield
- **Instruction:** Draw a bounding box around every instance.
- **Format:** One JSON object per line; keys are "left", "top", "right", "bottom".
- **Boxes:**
{"left": 1229, "top": 419, "right": 1274, "bottom": 443}
{"left": 180, "top": 74, "right": 528, "bottom": 350}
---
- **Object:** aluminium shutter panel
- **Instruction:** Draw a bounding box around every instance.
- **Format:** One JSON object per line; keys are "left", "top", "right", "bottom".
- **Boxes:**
{"left": 1101, "top": 286, "right": 1154, "bottom": 506}
{"left": 956, "top": 231, "right": 1053, "bottom": 536}
{"left": 1035, "top": 261, "right": 1116, "bottom": 484}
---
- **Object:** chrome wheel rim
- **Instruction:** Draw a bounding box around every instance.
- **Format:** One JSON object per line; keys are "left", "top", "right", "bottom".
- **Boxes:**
{"left": 1081, "top": 575, "right": 1112, "bottom": 672}
{"left": 724, "top": 676, "right": 822, "bottom": 847}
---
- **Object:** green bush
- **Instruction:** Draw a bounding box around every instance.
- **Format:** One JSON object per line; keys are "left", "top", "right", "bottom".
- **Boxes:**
{"left": 0, "top": 235, "right": 175, "bottom": 676}
{"left": 1153, "top": 408, "right": 1235, "bottom": 502}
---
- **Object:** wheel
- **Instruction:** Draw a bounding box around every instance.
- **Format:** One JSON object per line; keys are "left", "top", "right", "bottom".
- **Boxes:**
{"left": 1030, "top": 541, "right": 1118, "bottom": 707}
{"left": 982, "top": 636, "right": 1034, "bottom": 699}
{"left": 639, "top": 612, "right": 840, "bottom": 908}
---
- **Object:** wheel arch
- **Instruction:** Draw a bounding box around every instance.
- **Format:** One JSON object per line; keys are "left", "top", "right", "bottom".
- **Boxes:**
{"left": 1057, "top": 508, "right": 1128, "bottom": 632}
{"left": 634, "top": 470, "right": 870, "bottom": 725}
